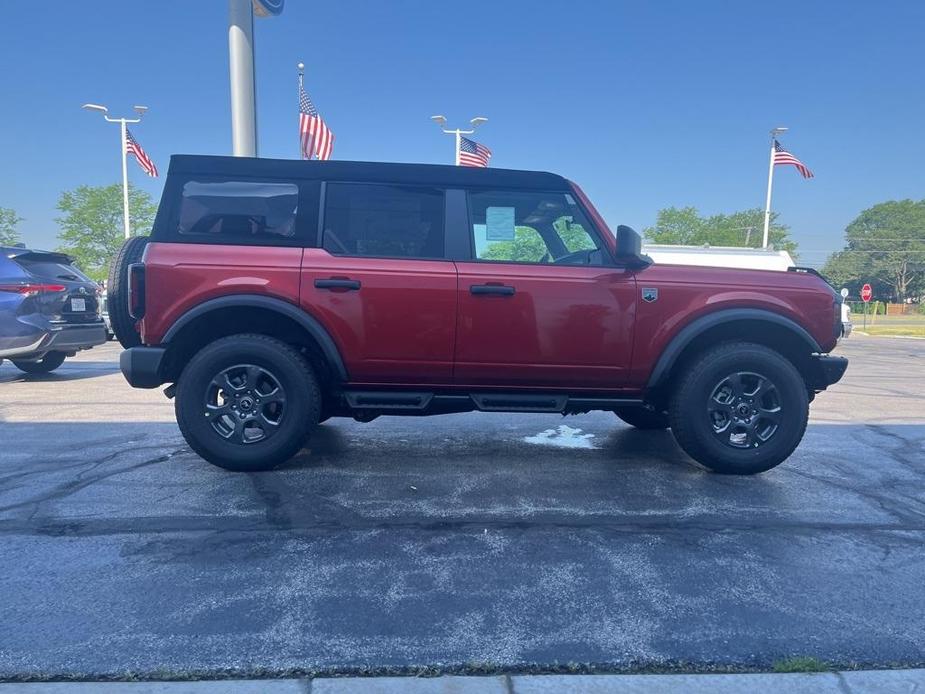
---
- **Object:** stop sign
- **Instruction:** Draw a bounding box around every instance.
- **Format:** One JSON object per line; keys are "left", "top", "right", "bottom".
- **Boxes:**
{"left": 861, "top": 284, "right": 873, "bottom": 302}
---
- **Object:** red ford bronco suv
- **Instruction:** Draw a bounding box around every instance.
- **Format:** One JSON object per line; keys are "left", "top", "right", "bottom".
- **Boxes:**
{"left": 115, "top": 155, "right": 847, "bottom": 474}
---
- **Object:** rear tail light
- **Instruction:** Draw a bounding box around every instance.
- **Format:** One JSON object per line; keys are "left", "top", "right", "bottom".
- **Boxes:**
{"left": 0, "top": 283, "right": 67, "bottom": 297}
{"left": 127, "top": 263, "right": 146, "bottom": 320}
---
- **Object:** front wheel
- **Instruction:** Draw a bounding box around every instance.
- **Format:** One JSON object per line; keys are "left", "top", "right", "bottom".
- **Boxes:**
{"left": 12, "top": 351, "right": 66, "bottom": 374}
{"left": 669, "top": 342, "right": 808, "bottom": 475}
{"left": 175, "top": 334, "right": 321, "bottom": 471}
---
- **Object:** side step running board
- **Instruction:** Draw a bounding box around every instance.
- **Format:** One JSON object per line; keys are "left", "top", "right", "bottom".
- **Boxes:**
{"left": 340, "top": 390, "right": 645, "bottom": 415}
{"left": 344, "top": 391, "right": 433, "bottom": 410}
{"left": 470, "top": 393, "right": 568, "bottom": 412}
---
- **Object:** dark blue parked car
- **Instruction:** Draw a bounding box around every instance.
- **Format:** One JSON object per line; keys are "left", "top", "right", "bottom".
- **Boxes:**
{"left": 0, "top": 246, "right": 107, "bottom": 373}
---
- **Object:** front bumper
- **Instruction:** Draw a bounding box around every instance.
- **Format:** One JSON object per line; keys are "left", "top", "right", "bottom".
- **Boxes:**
{"left": 120, "top": 346, "right": 167, "bottom": 388}
{"left": 807, "top": 354, "right": 848, "bottom": 390}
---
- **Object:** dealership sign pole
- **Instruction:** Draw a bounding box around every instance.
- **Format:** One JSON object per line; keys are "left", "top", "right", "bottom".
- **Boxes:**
{"left": 228, "top": 0, "right": 284, "bottom": 157}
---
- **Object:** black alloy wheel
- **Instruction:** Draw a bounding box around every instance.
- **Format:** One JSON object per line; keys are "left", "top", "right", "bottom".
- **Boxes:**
{"left": 206, "top": 364, "right": 287, "bottom": 444}
{"left": 707, "top": 371, "right": 782, "bottom": 449}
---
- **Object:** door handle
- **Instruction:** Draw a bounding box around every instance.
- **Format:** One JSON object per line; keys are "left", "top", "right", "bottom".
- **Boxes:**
{"left": 470, "top": 284, "right": 515, "bottom": 296}
{"left": 314, "top": 278, "right": 361, "bottom": 291}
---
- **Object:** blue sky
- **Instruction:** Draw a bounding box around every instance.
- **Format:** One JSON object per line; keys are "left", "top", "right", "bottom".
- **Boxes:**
{"left": 1, "top": 1, "right": 923, "bottom": 267}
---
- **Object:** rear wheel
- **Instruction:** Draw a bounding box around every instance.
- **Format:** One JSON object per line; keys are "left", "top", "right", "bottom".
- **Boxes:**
{"left": 175, "top": 334, "right": 321, "bottom": 471}
{"left": 12, "top": 351, "right": 67, "bottom": 374}
{"left": 107, "top": 235, "right": 148, "bottom": 349}
{"left": 669, "top": 342, "right": 808, "bottom": 475}
{"left": 615, "top": 407, "right": 670, "bottom": 430}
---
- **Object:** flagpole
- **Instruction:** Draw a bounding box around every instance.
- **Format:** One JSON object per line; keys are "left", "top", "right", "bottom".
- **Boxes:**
{"left": 454, "top": 130, "right": 461, "bottom": 166}
{"left": 761, "top": 135, "right": 775, "bottom": 249}
{"left": 297, "top": 62, "right": 304, "bottom": 159}
{"left": 762, "top": 127, "right": 790, "bottom": 248}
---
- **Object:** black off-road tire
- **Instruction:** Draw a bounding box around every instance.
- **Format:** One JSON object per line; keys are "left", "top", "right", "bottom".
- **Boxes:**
{"left": 669, "top": 342, "right": 809, "bottom": 475}
{"left": 12, "top": 351, "right": 67, "bottom": 374}
{"left": 175, "top": 334, "right": 321, "bottom": 472}
{"left": 107, "top": 235, "right": 149, "bottom": 349}
{"left": 615, "top": 407, "right": 670, "bottom": 430}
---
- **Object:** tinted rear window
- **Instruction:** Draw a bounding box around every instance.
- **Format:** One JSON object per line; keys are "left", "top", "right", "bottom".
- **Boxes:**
{"left": 322, "top": 183, "right": 445, "bottom": 259}
{"left": 14, "top": 257, "right": 92, "bottom": 282}
{"left": 178, "top": 180, "right": 300, "bottom": 243}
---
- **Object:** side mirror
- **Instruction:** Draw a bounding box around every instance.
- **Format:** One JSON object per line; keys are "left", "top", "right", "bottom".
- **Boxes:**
{"left": 615, "top": 225, "right": 651, "bottom": 267}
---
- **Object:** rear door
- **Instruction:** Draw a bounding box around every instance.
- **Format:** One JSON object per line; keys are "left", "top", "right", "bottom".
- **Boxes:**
{"left": 300, "top": 182, "right": 457, "bottom": 384}
{"left": 453, "top": 188, "right": 637, "bottom": 389}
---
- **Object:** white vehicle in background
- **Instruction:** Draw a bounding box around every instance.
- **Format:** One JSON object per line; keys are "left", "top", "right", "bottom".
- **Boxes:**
{"left": 642, "top": 244, "right": 851, "bottom": 338}
{"left": 641, "top": 244, "right": 794, "bottom": 271}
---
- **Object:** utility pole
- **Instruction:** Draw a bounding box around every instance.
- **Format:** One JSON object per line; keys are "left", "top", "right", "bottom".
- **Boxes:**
{"left": 762, "top": 126, "right": 788, "bottom": 248}
{"left": 430, "top": 115, "right": 488, "bottom": 164}
{"left": 81, "top": 103, "right": 148, "bottom": 239}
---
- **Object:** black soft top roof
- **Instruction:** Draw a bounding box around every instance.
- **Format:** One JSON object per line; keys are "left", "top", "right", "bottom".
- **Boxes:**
{"left": 167, "top": 155, "right": 572, "bottom": 191}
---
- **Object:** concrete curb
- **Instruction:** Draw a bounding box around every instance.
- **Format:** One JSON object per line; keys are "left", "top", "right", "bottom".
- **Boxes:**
{"left": 2, "top": 670, "right": 925, "bottom": 693}
{"left": 852, "top": 331, "right": 925, "bottom": 339}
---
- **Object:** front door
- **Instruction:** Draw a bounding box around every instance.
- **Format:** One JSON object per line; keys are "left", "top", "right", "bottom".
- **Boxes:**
{"left": 300, "top": 182, "right": 457, "bottom": 385}
{"left": 453, "top": 188, "right": 637, "bottom": 389}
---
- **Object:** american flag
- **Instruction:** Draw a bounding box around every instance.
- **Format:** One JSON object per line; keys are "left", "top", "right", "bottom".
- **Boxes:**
{"left": 299, "top": 81, "right": 334, "bottom": 161}
{"left": 773, "top": 140, "right": 813, "bottom": 179}
{"left": 125, "top": 129, "right": 157, "bottom": 177}
{"left": 459, "top": 136, "right": 491, "bottom": 167}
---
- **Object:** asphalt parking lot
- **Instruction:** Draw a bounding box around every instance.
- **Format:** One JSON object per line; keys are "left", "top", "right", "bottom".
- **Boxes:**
{"left": 1, "top": 336, "right": 923, "bottom": 680}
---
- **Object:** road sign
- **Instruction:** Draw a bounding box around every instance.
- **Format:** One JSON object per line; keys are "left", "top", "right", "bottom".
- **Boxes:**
{"left": 861, "top": 284, "right": 873, "bottom": 302}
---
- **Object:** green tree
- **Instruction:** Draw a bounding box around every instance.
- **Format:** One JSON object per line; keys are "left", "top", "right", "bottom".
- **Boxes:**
{"left": 480, "top": 217, "right": 598, "bottom": 263}
{"left": 0, "top": 207, "right": 22, "bottom": 245}
{"left": 822, "top": 199, "right": 925, "bottom": 302}
{"left": 643, "top": 206, "right": 798, "bottom": 256}
{"left": 56, "top": 184, "right": 157, "bottom": 280}
{"left": 481, "top": 226, "right": 549, "bottom": 262}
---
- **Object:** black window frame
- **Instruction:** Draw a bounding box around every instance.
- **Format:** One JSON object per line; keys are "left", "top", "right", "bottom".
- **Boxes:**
{"left": 157, "top": 175, "right": 320, "bottom": 247}
{"left": 318, "top": 180, "right": 451, "bottom": 262}
{"left": 460, "top": 187, "right": 617, "bottom": 267}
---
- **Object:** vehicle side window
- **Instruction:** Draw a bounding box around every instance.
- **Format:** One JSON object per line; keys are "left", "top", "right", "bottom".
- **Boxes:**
{"left": 323, "top": 183, "right": 445, "bottom": 259}
{"left": 177, "top": 180, "right": 300, "bottom": 243}
{"left": 467, "top": 190, "right": 603, "bottom": 265}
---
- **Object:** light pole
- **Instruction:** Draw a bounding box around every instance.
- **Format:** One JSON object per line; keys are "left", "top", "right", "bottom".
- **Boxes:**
{"left": 82, "top": 103, "right": 148, "bottom": 240}
{"left": 430, "top": 115, "right": 488, "bottom": 164}
{"left": 762, "top": 126, "right": 788, "bottom": 249}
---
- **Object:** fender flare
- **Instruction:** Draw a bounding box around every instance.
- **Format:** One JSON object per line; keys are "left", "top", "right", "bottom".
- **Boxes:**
{"left": 646, "top": 308, "right": 821, "bottom": 389}
{"left": 162, "top": 294, "right": 348, "bottom": 381}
